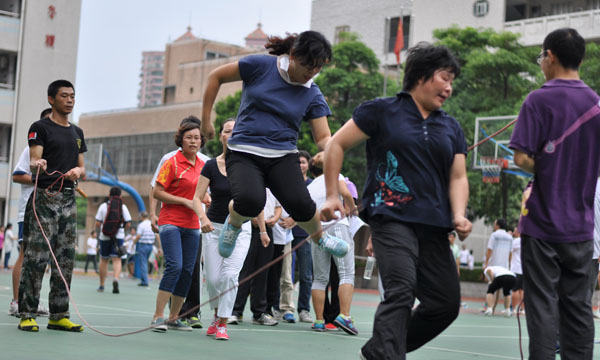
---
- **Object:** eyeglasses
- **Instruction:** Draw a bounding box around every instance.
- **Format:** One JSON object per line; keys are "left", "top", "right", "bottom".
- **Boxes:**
{"left": 536, "top": 50, "right": 547, "bottom": 65}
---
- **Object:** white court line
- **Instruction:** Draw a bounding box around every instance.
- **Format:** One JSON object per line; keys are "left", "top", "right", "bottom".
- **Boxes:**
{"left": 423, "top": 346, "right": 521, "bottom": 359}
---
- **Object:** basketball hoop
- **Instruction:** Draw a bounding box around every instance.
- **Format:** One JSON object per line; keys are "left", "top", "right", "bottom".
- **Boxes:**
{"left": 480, "top": 157, "right": 508, "bottom": 183}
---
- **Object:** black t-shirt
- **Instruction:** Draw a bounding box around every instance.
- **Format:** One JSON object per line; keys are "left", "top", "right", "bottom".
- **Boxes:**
{"left": 27, "top": 117, "right": 87, "bottom": 188}
{"left": 200, "top": 158, "right": 231, "bottom": 224}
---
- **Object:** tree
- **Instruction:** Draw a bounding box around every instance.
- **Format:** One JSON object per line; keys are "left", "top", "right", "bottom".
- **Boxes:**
{"left": 434, "top": 27, "right": 542, "bottom": 224}
{"left": 580, "top": 42, "right": 600, "bottom": 93}
{"left": 204, "top": 91, "right": 242, "bottom": 157}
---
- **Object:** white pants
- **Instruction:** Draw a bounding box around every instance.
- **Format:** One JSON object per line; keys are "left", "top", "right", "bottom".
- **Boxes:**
{"left": 311, "top": 224, "right": 355, "bottom": 291}
{"left": 203, "top": 222, "right": 251, "bottom": 318}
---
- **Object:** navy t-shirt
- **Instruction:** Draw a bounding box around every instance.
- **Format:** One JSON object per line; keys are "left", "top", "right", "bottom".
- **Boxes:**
{"left": 27, "top": 118, "right": 87, "bottom": 188}
{"left": 353, "top": 92, "right": 467, "bottom": 229}
{"left": 200, "top": 158, "right": 231, "bottom": 224}
{"left": 229, "top": 54, "right": 331, "bottom": 151}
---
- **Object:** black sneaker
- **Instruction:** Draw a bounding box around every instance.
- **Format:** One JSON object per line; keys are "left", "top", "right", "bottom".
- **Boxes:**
{"left": 112, "top": 280, "right": 119, "bottom": 294}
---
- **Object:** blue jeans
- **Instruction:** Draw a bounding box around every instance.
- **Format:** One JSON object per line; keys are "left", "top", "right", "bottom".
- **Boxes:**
{"left": 136, "top": 243, "right": 154, "bottom": 285}
{"left": 292, "top": 236, "right": 313, "bottom": 312}
{"left": 158, "top": 225, "right": 200, "bottom": 297}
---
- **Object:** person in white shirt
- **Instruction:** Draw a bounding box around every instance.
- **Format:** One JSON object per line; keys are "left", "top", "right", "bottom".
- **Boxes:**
{"left": 3, "top": 224, "right": 16, "bottom": 269}
{"left": 95, "top": 187, "right": 132, "bottom": 294}
{"left": 84, "top": 231, "right": 98, "bottom": 274}
{"left": 307, "top": 162, "right": 358, "bottom": 334}
{"left": 484, "top": 218, "right": 513, "bottom": 269}
{"left": 483, "top": 266, "right": 516, "bottom": 317}
{"left": 510, "top": 228, "right": 524, "bottom": 314}
{"left": 134, "top": 212, "right": 160, "bottom": 287}
{"left": 459, "top": 245, "right": 470, "bottom": 268}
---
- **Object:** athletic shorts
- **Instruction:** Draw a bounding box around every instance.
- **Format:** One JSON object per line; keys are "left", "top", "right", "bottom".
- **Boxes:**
{"left": 99, "top": 238, "right": 125, "bottom": 259}
{"left": 512, "top": 273, "right": 523, "bottom": 291}
{"left": 487, "top": 275, "right": 516, "bottom": 296}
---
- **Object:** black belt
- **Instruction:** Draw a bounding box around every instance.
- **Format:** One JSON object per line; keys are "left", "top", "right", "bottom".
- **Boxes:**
{"left": 40, "top": 186, "right": 74, "bottom": 194}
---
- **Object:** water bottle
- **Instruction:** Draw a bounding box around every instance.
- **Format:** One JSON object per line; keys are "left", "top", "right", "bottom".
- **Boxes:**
{"left": 363, "top": 256, "right": 376, "bottom": 280}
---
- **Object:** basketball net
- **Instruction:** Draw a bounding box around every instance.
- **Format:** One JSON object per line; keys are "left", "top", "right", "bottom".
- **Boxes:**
{"left": 480, "top": 156, "right": 508, "bottom": 183}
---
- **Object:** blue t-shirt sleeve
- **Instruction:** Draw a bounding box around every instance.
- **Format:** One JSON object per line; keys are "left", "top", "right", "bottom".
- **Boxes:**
{"left": 509, "top": 94, "right": 544, "bottom": 156}
{"left": 453, "top": 120, "right": 468, "bottom": 156}
{"left": 304, "top": 92, "right": 331, "bottom": 121}
{"left": 352, "top": 99, "right": 381, "bottom": 138}
{"left": 238, "top": 55, "right": 270, "bottom": 85}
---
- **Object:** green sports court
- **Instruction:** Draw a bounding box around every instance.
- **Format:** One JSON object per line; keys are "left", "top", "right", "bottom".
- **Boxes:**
{"left": 2, "top": 270, "right": 597, "bottom": 360}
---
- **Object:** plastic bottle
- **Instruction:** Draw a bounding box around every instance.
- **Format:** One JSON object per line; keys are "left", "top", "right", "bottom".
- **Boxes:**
{"left": 363, "top": 256, "right": 376, "bottom": 280}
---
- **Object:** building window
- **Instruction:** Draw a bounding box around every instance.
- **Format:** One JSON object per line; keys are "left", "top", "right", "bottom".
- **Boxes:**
{"left": 0, "top": 0, "right": 21, "bottom": 17}
{"left": 387, "top": 16, "right": 410, "bottom": 53}
{"left": 334, "top": 25, "right": 350, "bottom": 44}
{"left": 0, "top": 51, "right": 17, "bottom": 89}
{"left": 0, "top": 124, "right": 11, "bottom": 162}
{"left": 473, "top": 0, "right": 490, "bottom": 17}
{"left": 205, "top": 51, "right": 228, "bottom": 60}
{"left": 163, "top": 85, "right": 176, "bottom": 104}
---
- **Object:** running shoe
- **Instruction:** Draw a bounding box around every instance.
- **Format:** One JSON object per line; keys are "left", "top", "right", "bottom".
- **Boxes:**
{"left": 311, "top": 320, "right": 325, "bottom": 332}
{"left": 36, "top": 303, "right": 49, "bottom": 317}
{"left": 228, "top": 315, "right": 242, "bottom": 324}
{"left": 97, "top": 285, "right": 104, "bottom": 292}
{"left": 215, "top": 325, "right": 229, "bottom": 340}
{"left": 318, "top": 233, "right": 349, "bottom": 258}
{"left": 18, "top": 318, "right": 39, "bottom": 332}
{"left": 504, "top": 309, "right": 512, "bottom": 317}
{"left": 252, "top": 313, "right": 278, "bottom": 326}
{"left": 218, "top": 215, "right": 242, "bottom": 258}
{"left": 187, "top": 316, "right": 203, "bottom": 328}
{"left": 47, "top": 318, "right": 84, "bottom": 332}
{"left": 333, "top": 314, "right": 358, "bottom": 335}
{"left": 483, "top": 308, "right": 493, "bottom": 316}
{"left": 272, "top": 309, "right": 283, "bottom": 320}
{"left": 112, "top": 280, "right": 119, "bottom": 294}
{"left": 8, "top": 300, "right": 18, "bottom": 317}
{"left": 298, "top": 310, "right": 313, "bottom": 323}
{"left": 206, "top": 317, "right": 218, "bottom": 336}
{"left": 325, "top": 323, "right": 339, "bottom": 331}
{"left": 282, "top": 312, "right": 296, "bottom": 323}
{"left": 151, "top": 317, "right": 167, "bottom": 332}
{"left": 166, "top": 319, "right": 192, "bottom": 331}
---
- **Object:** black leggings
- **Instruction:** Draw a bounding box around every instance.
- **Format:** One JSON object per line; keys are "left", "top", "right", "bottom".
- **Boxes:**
{"left": 226, "top": 150, "right": 316, "bottom": 222}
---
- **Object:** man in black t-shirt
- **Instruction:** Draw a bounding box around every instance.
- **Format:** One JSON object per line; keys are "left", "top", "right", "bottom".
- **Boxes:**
{"left": 18, "top": 80, "right": 87, "bottom": 333}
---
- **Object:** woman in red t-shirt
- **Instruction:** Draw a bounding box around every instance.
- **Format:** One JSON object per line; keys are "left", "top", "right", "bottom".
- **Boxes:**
{"left": 150, "top": 121, "right": 205, "bottom": 332}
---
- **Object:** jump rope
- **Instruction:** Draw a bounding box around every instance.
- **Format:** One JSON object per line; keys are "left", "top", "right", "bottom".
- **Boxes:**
{"left": 31, "top": 119, "right": 528, "bottom": 354}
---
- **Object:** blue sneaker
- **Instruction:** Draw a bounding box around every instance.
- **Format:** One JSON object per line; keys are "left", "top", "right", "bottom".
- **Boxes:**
{"left": 311, "top": 320, "right": 325, "bottom": 332}
{"left": 333, "top": 314, "right": 358, "bottom": 335}
{"left": 282, "top": 312, "right": 296, "bottom": 323}
{"left": 218, "top": 215, "right": 241, "bottom": 258}
{"left": 318, "top": 233, "right": 349, "bottom": 258}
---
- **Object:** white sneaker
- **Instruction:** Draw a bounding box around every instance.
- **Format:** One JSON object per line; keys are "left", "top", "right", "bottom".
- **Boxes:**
{"left": 504, "top": 309, "right": 512, "bottom": 317}
{"left": 8, "top": 300, "right": 18, "bottom": 317}
{"left": 483, "top": 308, "right": 493, "bottom": 316}
{"left": 272, "top": 309, "right": 283, "bottom": 320}
{"left": 227, "top": 315, "right": 242, "bottom": 324}
{"left": 298, "top": 310, "right": 313, "bottom": 323}
{"left": 593, "top": 310, "right": 600, "bottom": 319}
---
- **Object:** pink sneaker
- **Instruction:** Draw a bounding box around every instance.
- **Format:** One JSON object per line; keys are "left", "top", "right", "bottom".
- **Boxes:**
{"left": 215, "top": 325, "right": 229, "bottom": 340}
{"left": 206, "top": 319, "right": 218, "bottom": 336}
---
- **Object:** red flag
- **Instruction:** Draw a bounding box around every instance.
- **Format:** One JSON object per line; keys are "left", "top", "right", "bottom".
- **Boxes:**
{"left": 393, "top": 19, "right": 404, "bottom": 64}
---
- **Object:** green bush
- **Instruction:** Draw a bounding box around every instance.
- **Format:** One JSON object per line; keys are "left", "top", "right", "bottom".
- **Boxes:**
{"left": 459, "top": 268, "right": 486, "bottom": 282}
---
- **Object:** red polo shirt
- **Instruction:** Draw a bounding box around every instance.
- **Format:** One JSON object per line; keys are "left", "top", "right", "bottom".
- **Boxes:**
{"left": 156, "top": 150, "right": 204, "bottom": 229}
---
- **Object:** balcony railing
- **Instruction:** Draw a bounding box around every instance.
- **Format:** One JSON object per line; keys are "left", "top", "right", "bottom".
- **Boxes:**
{"left": 504, "top": 9, "right": 600, "bottom": 46}
{"left": 0, "top": 9, "right": 19, "bottom": 18}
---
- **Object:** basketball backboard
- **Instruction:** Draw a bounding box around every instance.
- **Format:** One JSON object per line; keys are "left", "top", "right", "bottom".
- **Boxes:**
{"left": 472, "top": 115, "right": 519, "bottom": 170}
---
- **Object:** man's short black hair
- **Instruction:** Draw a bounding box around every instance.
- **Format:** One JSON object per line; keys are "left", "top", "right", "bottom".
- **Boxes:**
{"left": 495, "top": 218, "right": 508, "bottom": 230}
{"left": 402, "top": 42, "right": 460, "bottom": 92}
{"left": 109, "top": 186, "right": 122, "bottom": 197}
{"left": 309, "top": 161, "right": 323, "bottom": 177}
{"left": 543, "top": 28, "right": 585, "bottom": 70}
{"left": 40, "top": 108, "right": 52, "bottom": 119}
{"left": 47, "top": 80, "right": 74, "bottom": 98}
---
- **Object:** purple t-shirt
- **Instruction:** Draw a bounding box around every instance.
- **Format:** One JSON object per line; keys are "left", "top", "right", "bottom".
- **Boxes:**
{"left": 509, "top": 79, "right": 600, "bottom": 243}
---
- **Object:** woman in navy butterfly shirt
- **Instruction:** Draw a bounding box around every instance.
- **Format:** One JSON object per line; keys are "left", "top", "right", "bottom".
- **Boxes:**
{"left": 321, "top": 43, "right": 472, "bottom": 359}
{"left": 201, "top": 31, "right": 348, "bottom": 261}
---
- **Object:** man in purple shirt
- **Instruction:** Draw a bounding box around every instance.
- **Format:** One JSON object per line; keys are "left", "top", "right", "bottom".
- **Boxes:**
{"left": 509, "top": 28, "right": 600, "bottom": 359}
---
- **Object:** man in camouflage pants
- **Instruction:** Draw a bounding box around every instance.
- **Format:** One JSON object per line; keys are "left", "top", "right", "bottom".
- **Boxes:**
{"left": 18, "top": 80, "right": 86, "bottom": 332}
